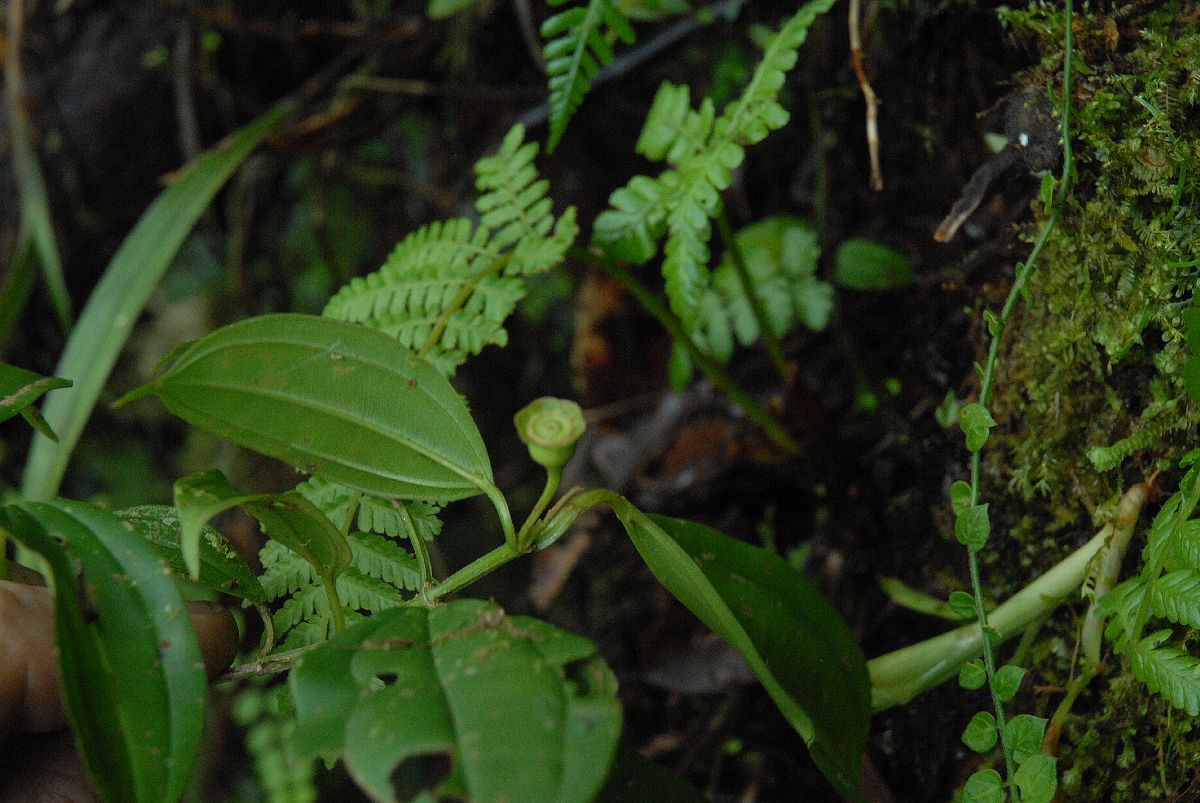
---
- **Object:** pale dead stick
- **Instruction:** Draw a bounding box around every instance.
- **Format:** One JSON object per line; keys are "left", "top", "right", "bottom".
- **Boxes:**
{"left": 849, "top": 0, "right": 883, "bottom": 191}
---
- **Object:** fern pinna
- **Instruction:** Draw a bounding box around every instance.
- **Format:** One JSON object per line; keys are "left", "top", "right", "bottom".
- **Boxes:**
{"left": 541, "top": 0, "right": 635, "bottom": 152}
{"left": 260, "top": 126, "right": 576, "bottom": 647}
{"left": 592, "top": 0, "right": 835, "bottom": 337}
{"left": 1097, "top": 451, "right": 1200, "bottom": 715}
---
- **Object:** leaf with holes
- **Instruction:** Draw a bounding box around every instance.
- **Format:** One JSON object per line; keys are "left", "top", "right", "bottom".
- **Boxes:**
{"left": 289, "top": 599, "right": 621, "bottom": 803}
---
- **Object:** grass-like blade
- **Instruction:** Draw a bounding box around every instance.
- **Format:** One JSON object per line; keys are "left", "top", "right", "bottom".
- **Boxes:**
{"left": 21, "top": 100, "right": 294, "bottom": 501}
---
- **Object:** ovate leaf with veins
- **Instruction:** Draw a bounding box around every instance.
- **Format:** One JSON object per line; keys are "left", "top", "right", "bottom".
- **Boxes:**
{"left": 119, "top": 314, "right": 496, "bottom": 503}
{"left": 290, "top": 599, "right": 622, "bottom": 802}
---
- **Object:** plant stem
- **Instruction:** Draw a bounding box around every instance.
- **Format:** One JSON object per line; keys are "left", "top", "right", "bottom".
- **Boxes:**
{"left": 869, "top": 523, "right": 1109, "bottom": 710}
{"left": 323, "top": 575, "right": 347, "bottom": 634}
{"left": 425, "top": 542, "right": 521, "bottom": 600}
{"left": 959, "top": 2, "right": 1075, "bottom": 780}
{"left": 515, "top": 467, "right": 562, "bottom": 550}
{"left": 480, "top": 482, "right": 519, "bottom": 548}
{"left": 716, "top": 209, "right": 789, "bottom": 379}
{"left": 566, "top": 246, "right": 798, "bottom": 454}
{"left": 395, "top": 500, "right": 435, "bottom": 599}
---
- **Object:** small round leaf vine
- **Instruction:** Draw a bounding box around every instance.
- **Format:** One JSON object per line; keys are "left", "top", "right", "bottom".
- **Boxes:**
{"left": 956, "top": 0, "right": 1074, "bottom": 798}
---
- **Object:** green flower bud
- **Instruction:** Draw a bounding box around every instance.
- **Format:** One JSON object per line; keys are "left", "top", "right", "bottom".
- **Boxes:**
{"left": 514, "top": 397, "right": 586, "bottom": 470}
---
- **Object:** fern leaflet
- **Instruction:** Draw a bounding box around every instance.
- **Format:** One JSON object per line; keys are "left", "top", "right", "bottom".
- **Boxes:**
{"left": 541, "top": 0, "right": 635, "bottom": 152}
{"left": 592, "top": 0, "right": 836, "bottom": 332}
{"left": 323, "top": 125, "right": 577, "bottom": 376}
{"left": 694, "top": 217, "right": 832, "bottom": 363}
{"left": 1149, "top": 569, "right": 1200, "bottom": 628}
{"left": 1130, "top": 631, "right": 1200, "bottom": 716}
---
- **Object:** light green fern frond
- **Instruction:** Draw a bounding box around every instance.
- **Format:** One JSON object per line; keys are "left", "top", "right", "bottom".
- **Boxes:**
{"left": 1130, "top": 631, "right": 1200, "bottom": 716}
{"left": 592, "top": 0, "right": 835, "bottom": 331}
{"left": 295, "top": 476, "right": 442, "bottom": 540}
{"left": 541, "top": 0, "right": 635, "bottom": 152}
{"left": 636, "top": 82, "right": 715, "bottom": 165}
{"left": 323, "top": 125, "right": 576, "bottom": 375}
{"left": 234, "top": 685, "right": 317, "bottom": 803}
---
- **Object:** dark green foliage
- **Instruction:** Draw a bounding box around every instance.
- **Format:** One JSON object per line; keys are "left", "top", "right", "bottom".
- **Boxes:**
{"left": 541, "top": 0, "right": 635, "bottom": 152}
{"left": 997, "top": 1, "right": 1200, "bottom": 507}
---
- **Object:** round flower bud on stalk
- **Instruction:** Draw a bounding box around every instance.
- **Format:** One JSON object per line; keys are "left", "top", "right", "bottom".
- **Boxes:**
{"left": 514, "top": 398, "right": 586, "bottom": 470}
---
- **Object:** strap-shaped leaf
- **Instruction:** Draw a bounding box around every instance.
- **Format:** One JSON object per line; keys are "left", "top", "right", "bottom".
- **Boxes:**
{"left": 120, "top": 314, "right": 495, "bottom": 502}
{"left": 611, "top": 502, "right": 868, "bottom": 802}
{"left": 0, "top": 500, "right": 206, "bottom": 802}
{"left": 290, "top": 599, "right": 622, "bottom": 803}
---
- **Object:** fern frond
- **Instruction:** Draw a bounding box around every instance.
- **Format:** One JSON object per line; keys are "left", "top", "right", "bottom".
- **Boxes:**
{"left": 591, "top": 0, "right": 835, "bottom": 330}
{"left": 1172, "top": 520, "right": 1200, "bottom": 570}
{"left": 1149, "top": 569, "right": 1200, "bottom": 628}
{"left": 1130, "top": 631, "right": 1200, "bottom": 715}
{"left": 541, "top": 0, "right": 635, "bottom": 152}
{"left": 637, "top": 82, "right": 715, "bottom": 165}
{"left": 295, "top": 476, "right": 442, "bottom": 540}
{"left": 713, "top": 0, "right": 837, "bottom": 146}
{"left": 273, "top": 584, "right": 326, "bottom": 635}
{"left": 323, "top": 126, "right": 575, "bottom": 375}
{"left": 592, "top": 175, "right": 668, "bottom": 264}
{"left": 336, "top": 568, "right": 405, "bottom": 612}
{"left": 348, "top": 531, "right": 421, "bottom": 591}
{"left": 695, "top": 217, "right": 832, "bottom": 363}
{"left": 260, "top": 540, "right": 315, "bottom": 600}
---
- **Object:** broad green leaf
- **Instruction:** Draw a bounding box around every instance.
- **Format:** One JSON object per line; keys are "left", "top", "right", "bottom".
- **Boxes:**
{"left": 612, "top": 503, "right": 868, "bottom": 802}
{"left": 0, "top": 500, "right": 206, "bottom": 802}
{"left": 959, "top": 403, "right": 997, "bottom": 452}
{"left": 114, "top": 504, "right": 265, "bottom": 602}
{"left": 1013, "top": 753, "right": 1057, "bottom": 803}
{"left": 595, "top": 745, "right": 707, "bottom": 802}
{"left": 959, "top": 659, "right": 987, "bottom": 690}
{"left": 174, "top": 469, "right": 351, "bottom": 585}
{"left": 956, "top": 504, "right": 991, "bottom": 551}
{"left": 962, "top": 769, "right": 1006, "bottom": 803}
{"left": 833, "top": 239, "right": 913, "bottom": 290}
{"left": 21, "top": 101, "right": 293, "bottom": 501}
{"left": 290, "top": 600, "right": 622, "bottom": 803}
{"left": 0, "top": 362, "right": 72, "bottom": 440}
{"left": 1005, "top": 714, "right": 1048, "bottom": 765}
{"left": 991, "top": 664, "right": 1026, "bottom": 702}
{"left": 121, "top": 314, "right": 495, "bottom": 503}
{"left": 962, "top": 711, "right": 998, "bottom": 753}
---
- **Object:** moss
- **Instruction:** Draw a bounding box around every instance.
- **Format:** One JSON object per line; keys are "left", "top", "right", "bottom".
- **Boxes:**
{"left": 991, "top": 1, "right": 1200, "bottom": 521}
{"left": 1057, "top": 672, "right": 1200, "bottom": 801}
